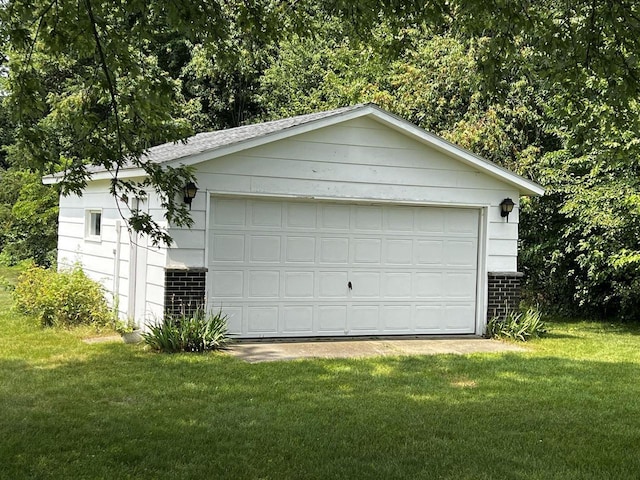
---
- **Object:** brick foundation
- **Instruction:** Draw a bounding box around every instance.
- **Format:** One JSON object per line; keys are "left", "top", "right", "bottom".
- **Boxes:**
{"left": 164, "top": 268, "right": 208, "bottom": 317}
{"left": 487, "top": 272, "right": 523, "bottom": 320}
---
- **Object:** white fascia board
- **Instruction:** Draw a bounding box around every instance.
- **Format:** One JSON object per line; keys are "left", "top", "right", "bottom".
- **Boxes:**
{"left": 42, "top": 168, "right": 148, "bottom": 184}
{"left": 42, "top": 174, "right": 62, "bottom": 184}
{"left": 84, "top": 168, "right": 147, "bottom": 181}
{"left": 366, "top": 108, "right": 545, "bottom": 196}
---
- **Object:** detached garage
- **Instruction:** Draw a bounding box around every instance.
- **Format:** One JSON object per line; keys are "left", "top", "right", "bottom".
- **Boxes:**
{"left": 48, "top": 104, "right": 543, "bottom": 338}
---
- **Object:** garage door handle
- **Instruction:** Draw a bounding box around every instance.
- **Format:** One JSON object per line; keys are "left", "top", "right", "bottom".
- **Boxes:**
{"left": 348, "top": 281, "right": 352, "bottom": 290}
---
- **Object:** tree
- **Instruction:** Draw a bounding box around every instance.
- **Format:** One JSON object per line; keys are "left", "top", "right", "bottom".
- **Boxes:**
{"left": 0, "top": 0, "right": 296, "bottom": 245}
{"left": 0, "top": 169, "right": 58, "bottom": 265}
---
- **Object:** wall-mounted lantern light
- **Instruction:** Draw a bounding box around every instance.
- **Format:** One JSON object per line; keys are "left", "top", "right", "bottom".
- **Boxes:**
{"left": 183, "top": 182, "right": 198, "bottom": 209}
{"left": 500, "top": 198, "right": 515, "bottom": 222}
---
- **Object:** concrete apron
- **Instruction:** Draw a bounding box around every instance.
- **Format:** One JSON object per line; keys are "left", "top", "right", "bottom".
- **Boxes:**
{"left": 227, "top": 337, "right": 526, "bottom": 363}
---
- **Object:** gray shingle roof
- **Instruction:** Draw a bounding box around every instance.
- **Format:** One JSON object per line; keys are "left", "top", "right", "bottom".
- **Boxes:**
{"left": 142, "top": 104, "right": 366, "bottom": 167}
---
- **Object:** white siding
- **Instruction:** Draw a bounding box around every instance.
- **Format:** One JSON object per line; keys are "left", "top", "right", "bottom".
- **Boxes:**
{"left": 56, "top": 181, "right": 167, "bottom": 325}
{"left": 57, "top": 181, "right": 131, "bottom": 319}
{"left": 167, "top": 116, "right": 520, "bottom": 271}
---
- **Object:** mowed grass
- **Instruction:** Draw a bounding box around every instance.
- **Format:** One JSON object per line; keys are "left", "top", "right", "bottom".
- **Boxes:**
{"left": 1, "top": 270, "right": 640, "bottom": 479}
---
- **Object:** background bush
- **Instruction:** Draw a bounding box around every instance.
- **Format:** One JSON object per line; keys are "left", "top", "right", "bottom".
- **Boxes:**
{"left": 13, "top": 265, "right": 111, "bottom": 328}
{"left": 143, "top": 309, "right": 230, "bottom": 353}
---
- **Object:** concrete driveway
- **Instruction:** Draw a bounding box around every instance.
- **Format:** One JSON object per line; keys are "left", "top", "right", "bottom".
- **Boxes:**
{"left": 228, "top": 337, "right": 525, "bottom": 363}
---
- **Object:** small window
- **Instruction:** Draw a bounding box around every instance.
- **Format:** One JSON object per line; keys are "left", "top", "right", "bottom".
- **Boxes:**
{"left": 85, "top": 210, "right": 102, "bottom": 240}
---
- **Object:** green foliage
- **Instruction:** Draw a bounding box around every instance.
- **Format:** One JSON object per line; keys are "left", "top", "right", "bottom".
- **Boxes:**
{"left": 143, "top": 309, "right": 230, "bottom": 353}
{"left": 486, "top": 307, "right": 547, "bottom": 342}
{"left": 520, "top": 96, "right": 640, "bottom": 320}
{"left": 0, "top": 169, "right": 58, "bottom": 266}
{"left": 0, "top": 98, "right": 15, "bottom": 170}
{"left": 13, "top": 264, "right": 110, "bottom": 328}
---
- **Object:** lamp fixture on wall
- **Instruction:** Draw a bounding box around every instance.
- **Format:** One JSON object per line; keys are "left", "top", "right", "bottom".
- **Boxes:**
{"left": 500, "top": 198, "right": 515, "bottom": 222}
{"left": 183, "top": 182, "right": 198, "bottom": 209}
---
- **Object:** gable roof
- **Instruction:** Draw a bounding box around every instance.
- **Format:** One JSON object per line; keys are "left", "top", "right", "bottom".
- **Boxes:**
{"left": 44, "top": 104, "right": 544, "bottom": 196}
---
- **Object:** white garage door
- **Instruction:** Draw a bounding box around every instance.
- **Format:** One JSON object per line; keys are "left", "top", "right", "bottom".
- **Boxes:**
{"left": 207, "top": 197, "right": 479, "bottom": 337}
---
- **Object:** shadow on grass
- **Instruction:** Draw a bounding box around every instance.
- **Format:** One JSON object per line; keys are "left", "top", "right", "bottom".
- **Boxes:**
{"left": 1, "top": 342, "right": 640, "bottom": 480}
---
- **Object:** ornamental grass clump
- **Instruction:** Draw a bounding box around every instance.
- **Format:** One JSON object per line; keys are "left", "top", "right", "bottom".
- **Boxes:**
{"left": 486, "top": 306, "right": 547, "bottom": 342}
{"left": 143, "top": 309, "right": 230, "bottom": 353}
{"left": 13, "top": 264, "right": 111, "bottom": 328}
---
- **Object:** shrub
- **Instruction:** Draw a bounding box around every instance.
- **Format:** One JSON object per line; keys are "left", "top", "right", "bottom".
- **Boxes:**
{"left": 13, "top": 265, "right": 111, "bottom": 328}
{"left": 143, "top": 309, "right": 230, "bottom": 353}
{"left": 486, "top": 307, "right": 547, "bottom": 342}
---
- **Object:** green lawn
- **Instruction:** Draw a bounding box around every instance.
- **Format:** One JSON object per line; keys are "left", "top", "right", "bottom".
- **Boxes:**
{"left": 1, "top": 270, "right": 639, "bottom": 479}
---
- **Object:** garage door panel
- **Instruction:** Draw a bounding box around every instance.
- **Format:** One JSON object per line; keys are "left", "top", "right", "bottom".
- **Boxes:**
{"left": 384, "top": 239, "right": 413, "bottom": 264}
{"left": 321, "top": 204, "right": 350, "bottom": 230}
{"left": 382, "top": 306, "right": 412, "bottom": 331}
{"left": 250, "top": 201, "right": 282, "bottom": 227}
{"left": 212, "top": 271, "right": 244, "bottom": 297}
{"left": 224, "top": 306, "right": 243, "bottom": 334}
{"left": 415, "top": 272, "right": 444, "bottom": 298}
{"left": 285, "top": 236, "right": 316, "bottom": 263}
{"left": 284, "top": 272, "right": 314, "bottom": 298}
{"left": 414, "top": 305, "right": 445, "bottom": 332}
{"left": 415, "top": 209, "right": 445, "bottom": 233}
{"left": 445, "top": 209, "right": 478, "bottom": 235}
{"left": 212, "top": 234, "right": 245, "bottom": 262}
{"left": 287, "top": 203, "right": 317, "bottom": 228}
{"left": 248, "top": 271, "right": 280, "bottom": 298}
{"left": 445, "top": 305, "right": 476, "bottom": 331}
{"left": 443, "top": 273, "right": 476, "bottom": 299}
{"left": 383, "top": 273, "right": 412, "bottom": 298}
{"left": 250, "top": 235, "right": 281, "bottom": 262}
{"left": 384, "top": 207, "right": 414, "bottom": 232}
{"left": 319, "top": 271, "right": 349, "bottom": 298}
{"left": 317, "top": 306, "right": 347, "bottom": 332}
{"left": 445, "top": 240, "right": 477, "bottom": 266}
{"left": 352, "top": 238, "right": 382, "bottom": 264}
{"left": 248, "top": 307, "right": 278, "bottom": 333}
{"left": 282, "top": 306, "right": 313, "bottom": 333}
{"left": 209, "top": 197, "right": 479, "bottom": 337}
{"left": 212, "top": 198, "right": 246, "bottom": 226}
{"left": 320, "top": 238, "right": 349, "bottom": 263}
{"left": 350, "top": 272, "right": 380, "bottom": 298}
{"left": 354, "top": 206, "right": 383, "bottom": 231}
{"left": 415, "top": 240, "right": 444, "bottom": 265}
{"left": 350, "top": 306, "right": 380, "bottom": 331}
